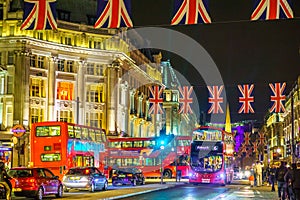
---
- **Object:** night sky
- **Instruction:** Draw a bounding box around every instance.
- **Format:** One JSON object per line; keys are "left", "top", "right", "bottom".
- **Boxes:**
{"left": 130, "top": 0, "right": 300, "bottom": 124}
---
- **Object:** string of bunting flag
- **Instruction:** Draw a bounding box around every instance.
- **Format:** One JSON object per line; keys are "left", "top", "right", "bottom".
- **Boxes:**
{"left": 20, "top": 0, "right": 294, "bottom": 30}
{"left": 148, "top": 82, "right": 286, "bottom": 115}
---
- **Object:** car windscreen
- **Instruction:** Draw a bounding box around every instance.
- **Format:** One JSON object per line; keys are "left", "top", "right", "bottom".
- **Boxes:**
{"left": 8, "top": 169, "right": 33, "bottom": 178}
{"left": 66, "top": 168, "right": 90, "bottom": 175}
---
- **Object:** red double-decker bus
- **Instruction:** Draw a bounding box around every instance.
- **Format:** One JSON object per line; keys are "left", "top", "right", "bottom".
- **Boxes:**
{"left": 30, "top": 121, "right": 107, "bottom": 179}
{"left": 189, "top": 126, "right": 234, "bottom": 185}
{"left": 106, "top": 135, "right": 191, "bottom": 179}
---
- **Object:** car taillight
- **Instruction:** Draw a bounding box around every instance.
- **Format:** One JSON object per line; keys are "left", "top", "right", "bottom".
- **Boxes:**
{"left": 26, "top": 178, "right": 37, "bottom": 186}
{"left": 112, "top": 174, "right": 117, "bottom": 177}
{"left": 127, "top": 174, "right": 133, "bottom": 177}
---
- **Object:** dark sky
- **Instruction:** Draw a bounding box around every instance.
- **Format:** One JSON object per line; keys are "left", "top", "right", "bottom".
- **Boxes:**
{"left": 130, "top": 0, "right": 300, "bottom": 124}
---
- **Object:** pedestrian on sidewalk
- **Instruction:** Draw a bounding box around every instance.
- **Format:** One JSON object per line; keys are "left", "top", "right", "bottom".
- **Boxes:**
{"left": 254, "top": 161, "right": 263, "bottom": 187}
{"left": 285, "top": 164, "right": 295, "bottom": 200}
{"left": 289, "top": 163, "right": 300, "bottom": 200}
{"left": 249, "top": 173, "right": 255, "bottom": 187}
{"left": 269, "top": 165, "right": 276, "bottom": 192}
{"left": 276, "top": 161, "right": 288, "bottom": 200}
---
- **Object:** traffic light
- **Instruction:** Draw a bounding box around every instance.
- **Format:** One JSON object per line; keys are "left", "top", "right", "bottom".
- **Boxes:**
{"left": 264, "top": 145, "right": 268, "bottom": 154}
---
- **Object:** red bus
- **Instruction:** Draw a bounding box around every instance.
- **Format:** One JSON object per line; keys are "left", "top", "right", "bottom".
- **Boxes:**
{"left": 106, "top": 135, "right": 191, "bottom": 178}
{"left": 189, "top": 126, "right": 234, "bottom": 185}
{"left": 30, "top": 121, "right": 107, "bottom": 179}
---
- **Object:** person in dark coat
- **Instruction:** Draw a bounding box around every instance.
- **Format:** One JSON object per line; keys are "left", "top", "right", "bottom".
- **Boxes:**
{"left": 275, "top": 161, "right": 288, "bottom": 200}
{"left": 290, "top": 163, "right": 300, "bottom": 200}
{"left": 0, "top": 161, "right": 11, "bottom": 200}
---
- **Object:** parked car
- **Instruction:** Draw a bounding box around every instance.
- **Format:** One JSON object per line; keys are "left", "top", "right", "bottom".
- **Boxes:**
{"left": 8, "top": 167, "right": 63, "bottom": 200}
{"left": 112, "top": 168, "right": 145, "bottom": 186}
{"left": 62, "top": 167, "right": 108, "bottom": 192}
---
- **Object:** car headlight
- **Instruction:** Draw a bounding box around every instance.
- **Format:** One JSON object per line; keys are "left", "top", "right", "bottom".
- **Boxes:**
{"left": 244, "top": 171, "right": 251, "bottom": 177}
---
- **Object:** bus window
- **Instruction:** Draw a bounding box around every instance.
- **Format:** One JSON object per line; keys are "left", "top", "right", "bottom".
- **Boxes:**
{"left": 144, "top": 140, "right": 155, "bottom": 148}
{"left": 133, "top": 141, "right": 143, "bottom": 148}
{"left": 122, "top": 141, "right": 132, "bottom": 148}
{"left": 95, "top": 130, "right": 101, "bottom": 142}
{"left": 68, "top": 125, "right": 74, "bottom": 138}
{"left": 41, "top": 153, "right": 61, "bottom": 162}
{"left": 36, "top": 126, "right": 61, "bottom": 137}
{"left": 82, "top": 128, "right": 88, "bottom": 140}
{"left": 75, "top": 126, "right": 81, "bottom": 139}
{"left": 89, "top": 129, "right": 96, "bottom": 141}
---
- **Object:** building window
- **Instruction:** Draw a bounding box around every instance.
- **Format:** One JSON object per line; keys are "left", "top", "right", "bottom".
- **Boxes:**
{"left": 86, "top": 112, "right": 102, "bottom": 128}
{"left": 0, "top": 73, "right": 6, "bottom": 95}
{"left": 58, "top": 110, "right": 73, "bottom": 123}
{"left": 30, "top": 78, "right": 45, "bottom": 97}
{"left": 66, "top": 61, "right": 74, "bottom": 72}
{"left": 57, "top": 82, "right": 73, "bottom": 100}
{"left": 30, "top": 107, "right": 44, "bottom": 124}
{"left": 30, "top": 55, "right": 37, "bottom": 67}
{"left": 57, "top": 9, "right": 70, "bottom": 21}
{"left": 7, "top": 75, "right": 13, "bottom": 94}
{"left": 94, "top": 41, "right": 101, "bottom": 49}
{"left": 87, "top": 15, "right": 96, "bottom": 25}
{"left": 57, "top": 59, "right": 75, "bottom": 73}
{"left": 86, "top": 84, "right": 104, "bottom": 103}
{"left": 6, "top": 105, "right": 13, "bottom": 127}
{"left": 8, "top": 51, "right": 14, "bottom": 65}
{"left": 37, "top": 56, "right": 45, "bottom": 68}
{"left": 65, "top": 37, "right": 72, "bottom": 45}
{"left": 86, "top": 63, "right": 105, "bottom": 76}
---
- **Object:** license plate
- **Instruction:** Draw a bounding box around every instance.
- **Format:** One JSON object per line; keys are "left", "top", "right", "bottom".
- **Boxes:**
{"left": 70, "top": 177, "right": 80, "bottom": 180}
{"left": 202, "top": 179, "right": 210, "bottom": 183}
{"left": 13, "top": 188, "right": 22, "bottom": 192}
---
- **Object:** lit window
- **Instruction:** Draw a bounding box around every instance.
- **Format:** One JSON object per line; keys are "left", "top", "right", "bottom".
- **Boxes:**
{"left": 30, "top": 78, "right": 45, "bottom": 97}
{"left": 36, "top": 126, "right": 61, "bottom": 137}
{"left": 57, "top": 82, "right": 73, "bottom": 100}
{"left": 86, "top": 84, "right": 103, "bottom": 103}
{"left": 58, "top": 110, "right": 73, "bottom": 123}
{"left": 41, "top": 153, "right": 61, "bottom": 162}
{"left": 30, "top": 107, "right": 44, "bottom": 124}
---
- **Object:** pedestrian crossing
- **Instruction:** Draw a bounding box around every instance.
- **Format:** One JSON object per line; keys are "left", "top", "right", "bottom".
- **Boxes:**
{"left": 212, "top": 186, "right": 273, "bottom": 200}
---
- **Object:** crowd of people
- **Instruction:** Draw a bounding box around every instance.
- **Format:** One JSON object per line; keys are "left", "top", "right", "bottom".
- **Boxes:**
{"left": 249, "top": 161, "right": 300, "bottom": 200}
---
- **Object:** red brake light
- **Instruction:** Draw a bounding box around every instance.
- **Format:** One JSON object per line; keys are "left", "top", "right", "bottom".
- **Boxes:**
{"left": 26, "top": 178, "right": 36, "bottom": 183}
{"left": 84, "top": 169, "right": 89, "bottom": 174}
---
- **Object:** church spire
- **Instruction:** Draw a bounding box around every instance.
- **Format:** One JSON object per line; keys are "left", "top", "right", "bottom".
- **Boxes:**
{"left": 225, "top": 103, "right": 232, "bottom": 133}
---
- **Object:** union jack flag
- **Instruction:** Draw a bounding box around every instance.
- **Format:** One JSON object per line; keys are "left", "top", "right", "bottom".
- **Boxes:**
{"left": 238, "top": 84, "right": 255, "bottom": 114}
{"left": 171, "top": 0, "right": 211, "bottom": 25}
{"left": 241, "top": 144, "right": 247, "bottom": 153}
{"left": 258, "top": 132, "right": 266, "bottom": 146}
{"left": 21, "top": 0, "right": 57, "bottom": 30}
{"left": 252, "top": 141, "right": 258, "bottom": 152}
{"left": 251, "top": 0, "right": 294, "bottom": 20}
{"left": 94, "top": 0, "right": 133, "bottom": 29}
{"left": 207, "top": 85, "right": 224, "bottom": 114}
{"left": 269, "top": 82, "right": 286, "bottom": 113}
{"left": 148, "top": 85, "right": 165, "bottom": 115}
{"left": 178, "top": 86, "right": 193, "bottom": 114}
{"left": 244, "top": 132, "right": 251, "bottom": 146}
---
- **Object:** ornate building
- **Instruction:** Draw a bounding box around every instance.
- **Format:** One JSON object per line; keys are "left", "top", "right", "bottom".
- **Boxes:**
{"left": 283, "top": 76, "right": 300, "bottom": 163}
{"left": 0, "top": 0, "right": 163, "bottom": 167}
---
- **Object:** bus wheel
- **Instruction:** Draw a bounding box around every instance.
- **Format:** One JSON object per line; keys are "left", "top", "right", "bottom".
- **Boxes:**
{"left": 163, "top": 169, "right": 172, "bottom": 179}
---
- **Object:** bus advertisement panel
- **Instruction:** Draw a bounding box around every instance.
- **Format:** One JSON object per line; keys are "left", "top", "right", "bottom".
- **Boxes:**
{"left": 189, "top": 127, "right": 234, "bottom": 185}
{"left": 30, "top": 121, "right": 106, "bottom": 179}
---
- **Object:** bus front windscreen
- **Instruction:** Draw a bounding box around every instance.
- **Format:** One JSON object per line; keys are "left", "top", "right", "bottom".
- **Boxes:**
{"left": 190, "top": 141, "right": 223, "bottom": 173}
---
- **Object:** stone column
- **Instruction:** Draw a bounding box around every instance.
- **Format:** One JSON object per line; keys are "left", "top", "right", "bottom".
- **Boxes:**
{"left": 76, "top": 60, "right": 85, "bottom": 125}
{"left": 48, "top": 56, "right": 57, "bottom": 121}
{"left": 106, "top": 60, "right": 120, "bottom": 135}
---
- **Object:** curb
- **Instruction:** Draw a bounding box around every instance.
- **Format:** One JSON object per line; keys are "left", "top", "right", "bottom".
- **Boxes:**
{"left": 103, "top": 184, "right": 176, "bottom": 200}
